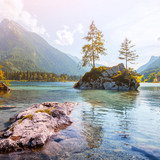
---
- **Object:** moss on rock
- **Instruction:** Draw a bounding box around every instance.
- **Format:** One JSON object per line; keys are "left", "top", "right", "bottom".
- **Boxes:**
{"left": 82, "top": 66, "right": 107, "bottom": 82}
{"left": 18, "top": 114, "right": 33, "bottom": 124}
{"left": 35, "top": 108, "right": 55, "bottom": 115}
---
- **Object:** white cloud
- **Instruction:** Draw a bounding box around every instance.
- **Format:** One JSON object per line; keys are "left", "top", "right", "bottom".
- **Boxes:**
{"left": 73, "top": 24, "right": 84, "bottom": 34}
{"left": 55, "top": 24, "right": 83, "bottom": 46}
{"left": 0, "top": 0, "right": 49, "bottom": 37}
{"left": 55, "top": 28, "right": 74, "bottom": 46}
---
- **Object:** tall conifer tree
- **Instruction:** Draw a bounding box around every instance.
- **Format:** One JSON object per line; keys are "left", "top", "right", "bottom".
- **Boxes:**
{"left": 82, "top": 21, "right": 106, "bottom": 68}
{"left": 119, "top": 38, "right": 138, "bottom": 69}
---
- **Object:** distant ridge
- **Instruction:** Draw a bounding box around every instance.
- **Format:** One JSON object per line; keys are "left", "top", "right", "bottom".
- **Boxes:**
{"left": 0, "top": 19, "right": 86, "bottom": 75}
{"left": 137, "top": 56, "right": 160, "bottom": 74}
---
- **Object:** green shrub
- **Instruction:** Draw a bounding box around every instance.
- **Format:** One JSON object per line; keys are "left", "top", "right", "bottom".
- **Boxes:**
{"left": 82, "top": 66, "right": 107, "bottom": 82}
{"left": 112, "top": 68, "right": 140, "bottom": 86}
{"left": 112, "top": 69, "right": 129, "bottom": 85}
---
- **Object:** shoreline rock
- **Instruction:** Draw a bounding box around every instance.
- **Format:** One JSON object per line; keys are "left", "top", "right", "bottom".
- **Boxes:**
{"left": 0, "top": 102, "right": 77, "bottom": 153}
{"left": 0, "top": 106, "right": 16, "bottom": 109}
{"left": 0, "top": 82, "right": 10, "bottom": 91}
{"left": 74, "top": 63, "right": 139, "bottom": 91}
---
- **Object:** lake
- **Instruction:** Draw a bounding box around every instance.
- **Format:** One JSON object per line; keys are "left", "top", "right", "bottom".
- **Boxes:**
{"left": 0, "top": 82, "right": 160, "bottom": 160}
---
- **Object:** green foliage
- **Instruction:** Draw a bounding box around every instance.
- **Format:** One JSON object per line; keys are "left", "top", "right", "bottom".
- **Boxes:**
{"left": 82, "top": 21, "right": 106, "bottom": 68}
{"left": 4, "top": 71, "right": 80, "bottom": 82}
{"left": 112, "top": 68, "right": 140, "bottom": 85}
{"left": 112, "top": 69, "right": 130, "bottom": 84}
{"left": 144, "top": 72, "right": 156, "bottom": 82}
{"left": 128, "top": 68, "right": 141, "bottom": 80}
{"left": 138, "top": 56, "right": 160, "bottom": 74}
{"left": 82, "top": 66, "right": 107, "bottom": 82}
{"left": 0, "top": 65, "right": 10, "bottom": 86}
{"left": 143, "top": 67, "right": 160, "bottom": 80}
{"left": 0, "top": 19, "right": 86, "bottom": 75}
{"left": 0, "top": 65, "right": 5, "bottom": 80}
{"left": 119, "top": 38, "right": 138, "bottom": 69}
{"left": 142, "top": 67, "right": 160, "bottom": 82}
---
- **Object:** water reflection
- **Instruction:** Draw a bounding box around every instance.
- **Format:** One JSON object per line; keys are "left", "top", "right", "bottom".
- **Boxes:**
{"left": 0, "top": 82, "right": 159, "bottom": 159}
{"left": 81, "top": 112, "right": 104, "bottom": 149}
{"left": 80, "top": 90, "right": 139, "bottom": 111}
{"left": 0, "top": 90, "right": 11, "bottom": 97}
{"left": 0, "top": 90, "right": 11, "bottom": 105}
{"left": 82, "top": 124, "right": 103, "bottom": 149}
{"left": 79, "top": 90, "right": 139, "bottom": 146}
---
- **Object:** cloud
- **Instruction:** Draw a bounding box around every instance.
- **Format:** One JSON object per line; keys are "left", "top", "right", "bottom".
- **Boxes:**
{"left": 55, "top": 24, "right": 83, "bottom": 46}
{"left": 0, "top": 0, "right": 49, "bottom": 37}
{"left": 73, "top": 24, "right": 83, "bottom": 34}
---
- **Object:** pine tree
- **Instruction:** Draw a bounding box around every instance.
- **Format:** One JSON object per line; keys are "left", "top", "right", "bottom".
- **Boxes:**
{"left": 82, "top": 21, "right": 106, "bottom": 68}
{"left": 119, "top": 38, "right": 138, "bottom": 69}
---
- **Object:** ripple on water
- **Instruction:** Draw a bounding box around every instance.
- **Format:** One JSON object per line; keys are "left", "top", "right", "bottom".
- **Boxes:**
{"left": 0, "top": 82, "right": 160, "bottom": 159}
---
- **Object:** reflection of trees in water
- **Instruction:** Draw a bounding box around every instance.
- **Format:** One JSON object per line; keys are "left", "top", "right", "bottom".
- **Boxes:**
{"left": 81, "top": 106, "right": 104, "bottom": 149}
{"left": 115, "top": 91, "right": 139, "bottom": 135}
{"left": 80, "top": 91, "right": 104, "bottom": 149}
{"left": 0, "top": 91, "right": 11, "bottom": 105}
{"left": 80, "top": 90, "right": 139, "bottom": 142}
{"left": 82, "top": 123, "right": 103, "bottom": 149}
{"left": 80, "top": 90, "right": 139, "bottom": 112}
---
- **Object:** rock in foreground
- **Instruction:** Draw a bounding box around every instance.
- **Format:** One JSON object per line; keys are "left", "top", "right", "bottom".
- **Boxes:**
{"left": 0, "top": 102, "right": 77, "bottom": 153}
{"left": 74, "top": 63, "right": 139, "bottom": 91}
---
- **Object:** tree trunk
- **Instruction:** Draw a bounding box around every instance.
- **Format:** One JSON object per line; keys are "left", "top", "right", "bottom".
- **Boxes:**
{"left": 93, "top": 55, "right": 95, "bottom": 68}
{"left": 126, "top": 59, "right": 127, "bottom": 69}
{"left": 92, "top": 39, "right": 95, "bottom": 69}
{"left": 126, "top": 53, "right": 127, "bottom": 69}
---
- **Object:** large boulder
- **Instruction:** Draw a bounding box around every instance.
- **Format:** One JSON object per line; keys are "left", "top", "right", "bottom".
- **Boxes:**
{"left": 74, "top": 63, "right": 139, "bottom": 91}
{"left": 0, "top": 102, "right": 77, "bottom": 153}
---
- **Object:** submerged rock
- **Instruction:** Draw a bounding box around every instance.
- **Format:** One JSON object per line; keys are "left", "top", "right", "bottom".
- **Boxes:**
{"left": 74, "top": 63, "right": 140, "bottom": 91}
{"left": 0, "top": 102, "right": 77, "bottom": 153}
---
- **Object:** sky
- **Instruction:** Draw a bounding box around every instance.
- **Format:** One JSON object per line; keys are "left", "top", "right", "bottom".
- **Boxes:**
{"left": 0, "top": 0, "right": 160, "bottom": 69}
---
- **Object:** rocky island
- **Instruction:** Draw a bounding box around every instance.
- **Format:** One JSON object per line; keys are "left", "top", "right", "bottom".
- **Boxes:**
{"left": 0, "top": 102, "right": 77, "bottom": 153}
{"left": 74, "top": 63, "right": 139, "bottom": 91}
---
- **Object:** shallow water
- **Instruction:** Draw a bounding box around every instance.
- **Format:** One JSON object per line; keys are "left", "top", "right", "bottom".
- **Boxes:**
{"left": 0, "top": 82, "right": 160, "bottom": 160}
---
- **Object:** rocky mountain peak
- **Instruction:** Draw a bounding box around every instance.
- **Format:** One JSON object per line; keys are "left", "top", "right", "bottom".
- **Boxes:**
{"left": 0, "top": 18, "right": 25, "bottom": 33}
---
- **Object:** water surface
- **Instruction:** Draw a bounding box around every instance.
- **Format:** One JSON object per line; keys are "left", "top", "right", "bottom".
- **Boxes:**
{"left": 0, "top": 82, "right": 160, "bottom": 160}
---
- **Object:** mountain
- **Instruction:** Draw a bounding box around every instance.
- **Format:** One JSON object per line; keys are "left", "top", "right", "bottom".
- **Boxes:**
{"left": 0, "top": 19, "right": 86, "bottom": 75}
{"left": 67, "top": 53, "right": 107, "bottom": 72}
{"left": 67, "top": 54, "right": 81, "bottom": 64}
{"left": 137, "top": 56, "right": 160, "bottom": 74}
